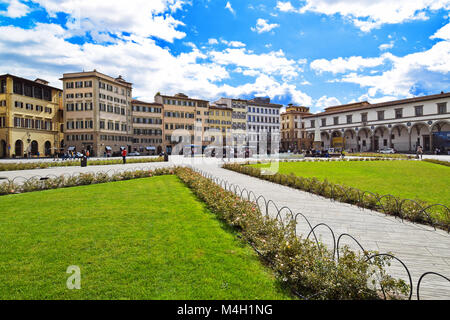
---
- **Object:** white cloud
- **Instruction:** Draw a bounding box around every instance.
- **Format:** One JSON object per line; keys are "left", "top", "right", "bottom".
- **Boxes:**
{"left": 251, "top": 18, "right": 280, "bottom": 34}
{"left": 225, "top": 1, "right": 235, "bottom": 15}
{"left": 28, "top": 0, "right": 188, "bottom": 43}
{"left": 276, "top": 1, "right": 300, "bottom": 13}
{"left": 209, "top": 48, "right": 301, "bottom": 79}
{"left": 276, "top": 0, "right": 450, "bottom": 31}
{"left": 0, "top": 22, "right": 312, "bottom": 106}
{"left": 310, "top": 54, "right": 391, "bottom": 74}
{"left": 0, "top": 0, "right": 30, "bottom": 18}
{"left": 431, "top": 22, "right": 450, "bottom": 40}
{"left": 379, "top": 41, "right": 394, "bottom": 51}
{"left": 208, "top": 38, "right": 219, "bottom": 45}
{"left": 338, "top": 40, "right": 450, "bottom": 97}
{"left": 315, "top": 96, "right": 341, "bottom": 110}
{"left": 221, "top": 39, "right": 246, "bottom": 47}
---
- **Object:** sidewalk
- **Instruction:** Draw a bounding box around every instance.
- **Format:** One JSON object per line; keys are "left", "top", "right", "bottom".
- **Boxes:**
{"left": 192, "top": 162, "right": 450, "bottom": 300}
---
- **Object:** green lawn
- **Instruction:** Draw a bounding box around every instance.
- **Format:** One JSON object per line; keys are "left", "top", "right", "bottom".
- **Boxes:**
{"left": 0, "top": 176, "right": 291, "bottom": 300}
{"left": 251, "top": 161, "right": 450, "bottom": 206}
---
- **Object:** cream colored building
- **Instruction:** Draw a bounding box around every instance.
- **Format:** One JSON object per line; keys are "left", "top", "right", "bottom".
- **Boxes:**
{"left": 0, "top": 74, "right": 63, "bottom": 158}
{"left": 281, "top": 105, "right": 312, "bottom": 152}
{"left": 61, "top": 70, "right": 133, "bottom": 157}
{"left": 131, "top": 99, "right": 164, "bottom": 155}
{"left": 154, "top": 93, "right": 209, "bottom": 154}
{"left": 207, "top": 104, "right": 232, "bottom": 145}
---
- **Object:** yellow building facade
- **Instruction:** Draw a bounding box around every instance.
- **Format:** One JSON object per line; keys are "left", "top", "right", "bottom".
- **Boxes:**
{"left": 0, "top": 74, "right": 63, "bottom": 158}
{"left": 207, "top": 105, "right": 232, "bottom": 145}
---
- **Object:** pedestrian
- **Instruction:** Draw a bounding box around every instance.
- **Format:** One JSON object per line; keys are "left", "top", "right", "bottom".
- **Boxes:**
{"left": 86, "top": 150, "right": 90, "bottom": 158}
{"left": 417, "top": 145, "right": 423, "bottom": 160}
{"left": 122, "top": 148, "right": 127, "bottom": 164}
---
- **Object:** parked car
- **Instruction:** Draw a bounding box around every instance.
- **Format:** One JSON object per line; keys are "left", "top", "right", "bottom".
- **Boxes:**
{"left": 128, "top": 152, "right": 141, "bottom": 156}
{"left": 379, "top": 148, "right": 396, "bottom": 154}
{"left": 75, "top": 152, "right": 84, "bottom": 159}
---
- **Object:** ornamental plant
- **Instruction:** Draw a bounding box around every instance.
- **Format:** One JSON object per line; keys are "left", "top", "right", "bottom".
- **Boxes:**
{"left": 175, "top": 167, "right": 410, "bottom": 300}
{"left": 223, "top": 163, "right": 450, "bottom": 232}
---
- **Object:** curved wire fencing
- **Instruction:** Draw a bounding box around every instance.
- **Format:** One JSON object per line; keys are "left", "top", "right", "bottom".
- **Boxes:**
{"left": 191, "top": 166, "right": 450, "bottom": 301}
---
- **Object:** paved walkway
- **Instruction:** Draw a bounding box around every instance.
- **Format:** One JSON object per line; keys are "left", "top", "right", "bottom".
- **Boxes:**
{"left": 187, "top": 160, "right": 450, "bottom": 300}
{"left": 1, "top": 156, "right": 449, "bottom": 299}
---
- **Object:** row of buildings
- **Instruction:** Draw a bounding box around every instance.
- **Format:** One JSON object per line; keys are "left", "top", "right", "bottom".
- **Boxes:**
{"left": 0, "top": 70, "right": 449, "bottom": 158}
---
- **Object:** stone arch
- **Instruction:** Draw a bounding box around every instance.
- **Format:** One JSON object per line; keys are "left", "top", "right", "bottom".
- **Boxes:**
{"left": 320, "top": 131, "right": 331, "bottom": 149}
{"left": 0, "top": 139, "right": 6, "bottom": 158}
{"left": 411, "top": 122, "right": 432, "bottom": 152}
{"left": 431, "top": 120, "right": 450, "bottom": 133}
{"left": 44, "top": 141, "right": 52, "bottom": 157}
{"left": 31, "top": 140, "right": 39, "bottom": 156}
{"left": 373, "top": 126, "right": 390, "bottom": 151}
{"left": 391, "top": 124, "right": 410, "bottom": 152}
{"left": 15, "top": 140, "right": 23, "bottom": 158}
{"left": 357, "top": 128, "right": 372, "bottom": 152}
{"left": 344, "top": 129, "right": 357, "bottom": 152}
{"left": 431, "top": 120, "right": 450, "bottom": 154}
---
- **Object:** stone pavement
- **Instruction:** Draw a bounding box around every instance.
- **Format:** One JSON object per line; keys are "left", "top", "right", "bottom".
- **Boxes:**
{"left": 187, "top": 159, "right": 450, "bottom": 300}
{"left": 1, "top": 156, "right": 449, "bottom": 299}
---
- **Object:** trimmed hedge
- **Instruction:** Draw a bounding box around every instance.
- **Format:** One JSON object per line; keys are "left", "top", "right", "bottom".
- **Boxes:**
{"left": 344, "top": 153, "right": 414, "bottom": 159}
{"left": 423, "top": 159, "right": 450, "bottom": 167}
{"left": 223, "top": 163, "right": 450, "bottom": 232}
{"left": 0, "top": 167, "right": 174, "bottom": 195}
{"left": 176, "top": 168, "right": 409, "bottom": 300}
{"left": 0, "top": 157, "right": 165, "bottom": 172}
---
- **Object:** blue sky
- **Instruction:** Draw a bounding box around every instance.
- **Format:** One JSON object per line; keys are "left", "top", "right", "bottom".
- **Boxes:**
{"left": 0, "top": 0, "right": 449, "bottom": 112}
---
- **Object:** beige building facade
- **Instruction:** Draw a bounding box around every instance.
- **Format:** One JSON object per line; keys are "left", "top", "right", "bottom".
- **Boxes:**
{"left": 61, "top": 70, "right": 133, "bottom": 157}
{"left": 131, "top": 99, "right": 163, "bottom": 155}
{"left": 155, "top": 93, "right": 209, "bottom": 154}
{"left": 0, "top": 74, "right": 63, "bottom": 158}
{"left": 281, "top": 105, "right": 312, "bottom": 152}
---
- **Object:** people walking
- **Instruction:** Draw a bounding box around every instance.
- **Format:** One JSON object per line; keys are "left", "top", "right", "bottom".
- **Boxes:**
{"left": 417, "top": 145, "right": 423, "bottom": 160}
{"left": 122, "top": 148, "right": 128, "bottom": 164}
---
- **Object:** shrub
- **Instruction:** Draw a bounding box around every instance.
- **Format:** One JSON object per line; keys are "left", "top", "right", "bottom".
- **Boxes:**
{"left": 223, "top": 163, "right": 450, "bottom": 231}
{"left": 176, "top": 167, "right": 409, "bottom": 300}
{"left": 0, "top": 157, "right": 165, "bottom": 172}
{"left": 423, "top": 159, "right": 450, "bottom": 167}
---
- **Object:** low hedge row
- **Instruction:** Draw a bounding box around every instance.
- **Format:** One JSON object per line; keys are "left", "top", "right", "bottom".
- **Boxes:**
{"left": 0, "top": 168, "right": 174, "bottom": 195}
{"left": 344, "top": 153, "right": 414, "bottom": 159}
{"left": 177, "top": 168, "right": 409, "bottom": 300}
{"left": 223, "top": 163, "right": 450, "bottom": 231}
{"left": 0, "top": 157, "right": 165, "bottom": 172}
{"left": 423, "top": 159, "right": 450, "bottom": 167}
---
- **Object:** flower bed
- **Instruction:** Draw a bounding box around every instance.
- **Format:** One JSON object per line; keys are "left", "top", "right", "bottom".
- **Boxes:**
{"left": 0, "top": 167, "right": 174, "bottom": 195}
{"left": 176, "top": 168, "right": 409, "bottom": 300}
{"left": 0, "top": 157, "right": 165, "bottom": 172}
{"left": 223, "top": 163, "right": 450, "bottom": 232}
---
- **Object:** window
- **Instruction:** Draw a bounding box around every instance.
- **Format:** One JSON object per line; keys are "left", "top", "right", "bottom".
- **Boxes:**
{"left": 321, "top": 118, "right": 326, "bottom": 127}
{"left": 66, "top": 82, "right": 74, "bottom": 89}
{"left": 377, "top": 111, "right": 385, "bottom": 121}
{"left": 361, "top": 113, "right": 368, "bottom": 123}
{"left": 347, "top": 115, "right": 353, "bottom": 124}
{"left": 310, "top": 120, "right": 315, "bottom": 128}
{"left": 333, "top": 117, "right": 339, "bottom": 125}
{"left": 395, "top": 108, "right": 403, "bottom": 119}
{"left": 437, "top": 103, "right": 447, "bottom": 114}
{"left": 415, "top": 105, "right": 423, "bottom": 117}
{"left": 0, "top": 79, "right": 6, "bottom": 93}
{"left": 84, "top": 81, "right": 93, "bottom": 88}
